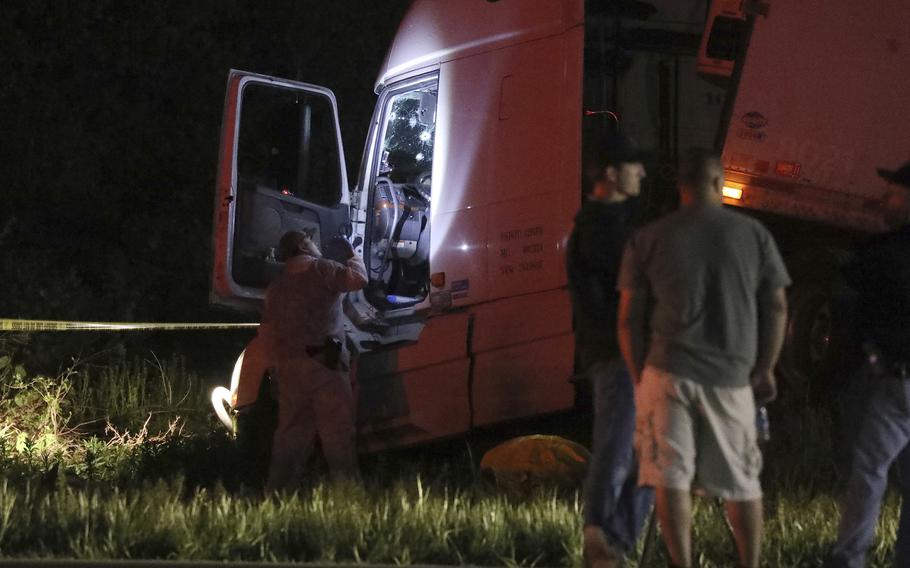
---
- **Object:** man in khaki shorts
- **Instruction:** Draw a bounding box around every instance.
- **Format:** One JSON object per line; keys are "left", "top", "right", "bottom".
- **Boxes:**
{"left": 616, "top": 150, "right": 789, "bottom": 568}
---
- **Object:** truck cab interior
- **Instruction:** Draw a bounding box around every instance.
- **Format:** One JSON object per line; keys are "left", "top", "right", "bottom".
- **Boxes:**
{"left": 362, "top": 80, "right": 438, "bottom": 309}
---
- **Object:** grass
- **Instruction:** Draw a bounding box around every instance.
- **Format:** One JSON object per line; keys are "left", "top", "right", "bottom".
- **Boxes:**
{"left": 0, "top": 478, "right": 581, "bottom": 565}
{"left": 0, "top": 477, "right": 901, "bottom": 566}
{"left": 0, "top": 353, "right": 904, "bottom": 565}
{"left": 0, "top": 354, "right": 220, "bottom": 483}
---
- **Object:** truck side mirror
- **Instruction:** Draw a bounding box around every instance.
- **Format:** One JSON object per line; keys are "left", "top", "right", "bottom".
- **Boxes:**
{"left": 705, "top": 16, "right": 747, "bottom": 62}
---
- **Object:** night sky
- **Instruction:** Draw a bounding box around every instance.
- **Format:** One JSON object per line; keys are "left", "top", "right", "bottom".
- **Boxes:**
{"left": 0, "top": 1, "right": 410, "bottom": 370}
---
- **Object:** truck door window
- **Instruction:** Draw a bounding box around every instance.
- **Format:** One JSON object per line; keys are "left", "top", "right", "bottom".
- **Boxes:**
{"left": 365, "top": 79, "right": 438, "bottom": 308}
{"left": 237, "top": 84, "right": 341, "bottom": 207}
{"left": 378, "top": 89, "right": 437, "bottom": 185}
{"left": 229, "top": 82, "right": 347, "bottom": 290}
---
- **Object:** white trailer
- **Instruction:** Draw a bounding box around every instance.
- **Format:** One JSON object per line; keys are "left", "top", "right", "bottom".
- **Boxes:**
{"left": 697, "top": 0, "right": 910, "bottom": 384}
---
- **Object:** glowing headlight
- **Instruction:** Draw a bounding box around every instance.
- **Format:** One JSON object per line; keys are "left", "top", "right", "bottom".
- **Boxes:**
{"left": 723, "top": 186, "right": 743, "bottom": 200}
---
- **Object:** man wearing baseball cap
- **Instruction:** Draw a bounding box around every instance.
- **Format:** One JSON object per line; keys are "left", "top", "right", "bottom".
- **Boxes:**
{"left": 567, "top": 131, "right": 651, "bottom": 567}
{"left": 828, "top": 161, "right": 910, "bottom": 567}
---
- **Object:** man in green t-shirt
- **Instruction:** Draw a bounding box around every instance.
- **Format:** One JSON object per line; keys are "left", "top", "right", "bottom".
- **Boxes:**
{"left": 617, "top": 150, "right": 790, "bottom": 568}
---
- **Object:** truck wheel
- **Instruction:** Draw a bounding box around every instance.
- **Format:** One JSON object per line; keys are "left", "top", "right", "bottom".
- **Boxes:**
{"left": 779, "top": 281, "right": 857, "bottom": 402}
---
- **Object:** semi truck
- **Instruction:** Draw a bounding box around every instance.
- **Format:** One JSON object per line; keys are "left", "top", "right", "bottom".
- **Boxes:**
{"left": 209, "top": 0, "right": 910, "bottom": 451}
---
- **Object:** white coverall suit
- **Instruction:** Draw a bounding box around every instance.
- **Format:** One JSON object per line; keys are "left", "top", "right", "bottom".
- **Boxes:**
{"left": 258, "top": 251, "right": 368, "bottom": 490}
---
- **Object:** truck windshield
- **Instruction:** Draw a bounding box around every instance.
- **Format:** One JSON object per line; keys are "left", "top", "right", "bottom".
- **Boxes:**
{"left": 364, "top": 78, "right": 438, "bottom": 308}
{"left": 378, "top": 86, "right": 438, "bottom": 185}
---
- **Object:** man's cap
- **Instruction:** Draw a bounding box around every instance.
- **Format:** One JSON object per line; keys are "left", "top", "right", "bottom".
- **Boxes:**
{"left": 878, "top": 161, "right": 910, "bottom": 189}
{"left": 603, "top": 132, "right": 646, "bottom": 167}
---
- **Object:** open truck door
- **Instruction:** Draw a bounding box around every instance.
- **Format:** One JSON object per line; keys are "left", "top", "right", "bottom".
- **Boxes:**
{"left": 212, "top": 69, "right": 351, "bottom": 307}
{"left": 210, "top": 70, "right": 436, "bottom": 438}
{"left": 210, "top": 70, "right": 352, "bottom": 434}
{"left": 212, "top": 69, "right": 432, "bottom": 342}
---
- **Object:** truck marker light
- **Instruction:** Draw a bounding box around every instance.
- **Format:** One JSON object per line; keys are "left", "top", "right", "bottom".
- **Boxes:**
{"left": 460, "top": 243, "right": 469, "bottom": 251}
{"left": 775, "top": 161, "right": 802, "bottom": 177}
{"left": 722, "top": 186, "right": 744, "bottom": 200}
{"left": 431, "top": 272, "right": 446, "bottom": 288}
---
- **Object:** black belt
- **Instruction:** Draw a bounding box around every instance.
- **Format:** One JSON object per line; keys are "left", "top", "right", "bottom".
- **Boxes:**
{"left": 305, "top": 337, "right": 343, "bottom": 370}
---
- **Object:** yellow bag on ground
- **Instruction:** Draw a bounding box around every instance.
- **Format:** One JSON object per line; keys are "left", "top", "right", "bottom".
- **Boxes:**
{"left": 480, "top": 434, "right": 590, "bottom": 496}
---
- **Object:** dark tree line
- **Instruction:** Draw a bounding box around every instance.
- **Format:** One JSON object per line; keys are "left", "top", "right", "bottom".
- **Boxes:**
{"left": 0, "top": 0, "right": 410, "bottom": 371}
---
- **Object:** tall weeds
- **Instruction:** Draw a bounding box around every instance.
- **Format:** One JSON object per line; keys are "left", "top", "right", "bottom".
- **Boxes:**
{"left": 68, "top": 356, "right": 209, "bottom": 434}
{"left": 0, "top": 355, "right": 211, "bottom": 482}
{"left": 0, "top": 479, "right": 581, "bottom": 565}
{"left": 0, "top": 477, "right": 900, "bottom": 566}
{"left": 0, "top": 355, "right": 904, "bottom": 566}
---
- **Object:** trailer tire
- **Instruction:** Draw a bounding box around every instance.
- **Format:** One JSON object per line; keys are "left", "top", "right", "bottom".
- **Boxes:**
{"left": 778, "top": 280, "right": 857, "bottom": 402}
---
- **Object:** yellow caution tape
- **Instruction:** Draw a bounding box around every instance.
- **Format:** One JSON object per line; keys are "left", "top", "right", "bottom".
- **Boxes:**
{"left": 0, "top": 319, "right": 259, "bottom": 332}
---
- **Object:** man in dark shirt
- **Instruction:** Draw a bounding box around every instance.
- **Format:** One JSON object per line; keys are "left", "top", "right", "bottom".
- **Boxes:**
{"left": 829, "top": 161, "right": 910, "bottom": 568}
{"left": 567, "top": 132, "right": 653, "bottom": 567}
